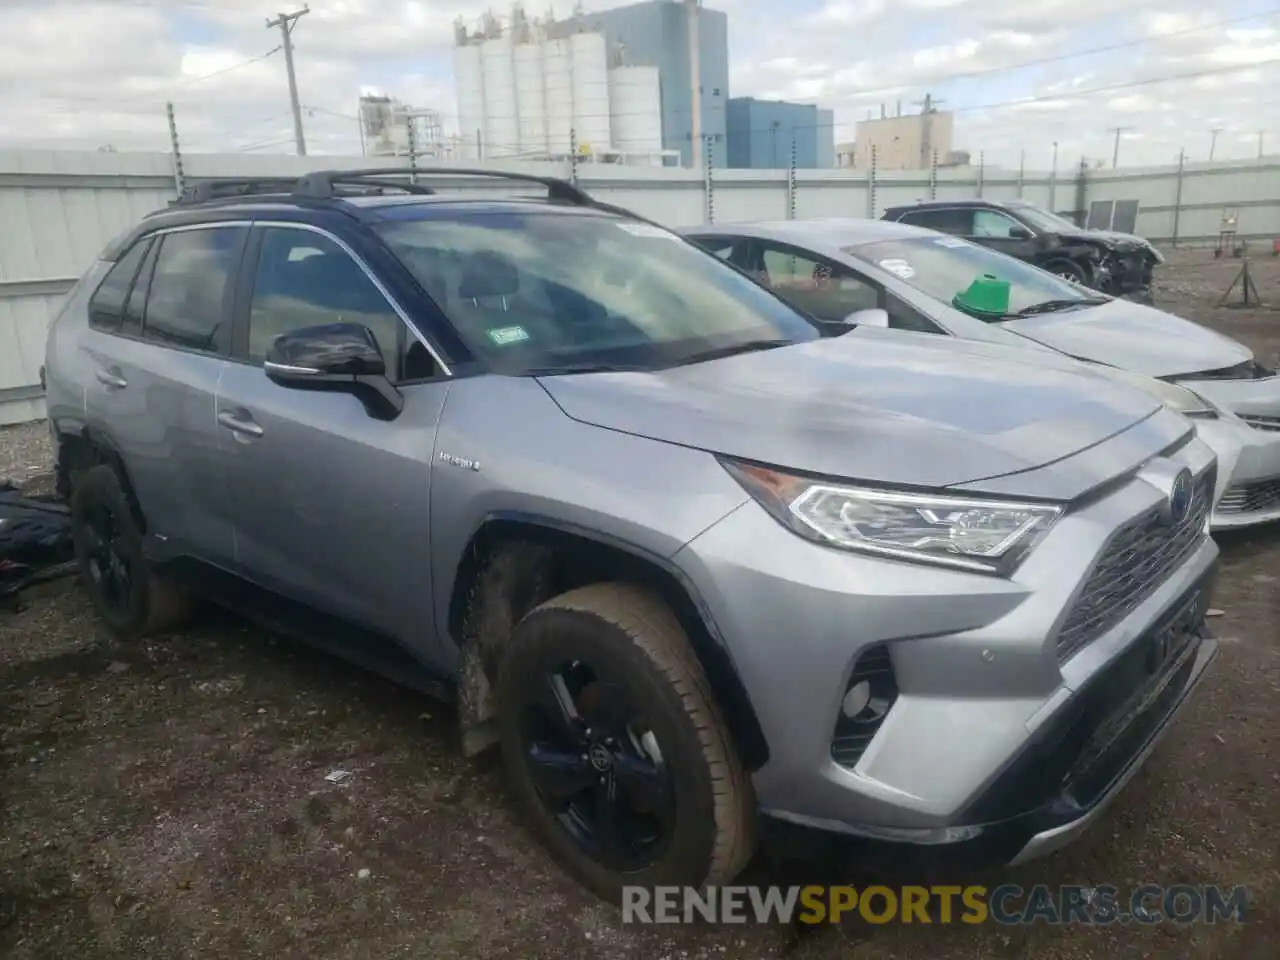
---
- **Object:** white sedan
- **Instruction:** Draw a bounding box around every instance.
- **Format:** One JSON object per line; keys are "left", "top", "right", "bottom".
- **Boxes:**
{"left": 684, "top": 218, "right": 1280, "bottom": 530}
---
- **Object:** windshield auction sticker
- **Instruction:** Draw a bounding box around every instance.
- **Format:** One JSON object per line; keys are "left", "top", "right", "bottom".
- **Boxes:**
{"left": 616, "top": 222, "right": 681, "bottom": 241}
{"left": 878, "top": 258, "right": 916, "bottom": 279}
{"left": 485, "top": 325, "right": 531, "bottom": 346}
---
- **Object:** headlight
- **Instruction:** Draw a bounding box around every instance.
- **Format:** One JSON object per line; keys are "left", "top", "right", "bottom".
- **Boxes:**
{"left": 1087, "top": 364, "right": 1218, "bottom": 419}
{"left": 720, "top": 459, "right": 1063, "bottom": 575}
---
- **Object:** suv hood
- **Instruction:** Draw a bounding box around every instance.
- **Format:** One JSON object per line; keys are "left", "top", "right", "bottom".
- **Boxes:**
{"left": 537, "top": 330, "right": 1163, "bottom": 493}
{"left": 1053, "top": 226, "right": 1152, "bottom": 252}
{"left": 1000, "top": 298, "right": 1253, "bottom": 378}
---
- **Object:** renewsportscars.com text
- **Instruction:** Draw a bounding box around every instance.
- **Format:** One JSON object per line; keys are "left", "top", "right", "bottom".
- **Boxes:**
{"left": 622, "top": 884, "right": 1249, "bottom": 925}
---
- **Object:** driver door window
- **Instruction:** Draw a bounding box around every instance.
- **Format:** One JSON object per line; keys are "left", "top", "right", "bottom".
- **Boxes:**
{"left": 247, "top": 227, "right": 424, "bottom": 378}
{"left": 757, "top": 245, "right": 879, "bottom": 323}
{"left": 971, "top": 210, "right": 1025, "bottom": 239}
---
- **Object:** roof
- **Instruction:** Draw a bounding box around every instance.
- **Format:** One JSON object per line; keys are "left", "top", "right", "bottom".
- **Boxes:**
{"left": 882, "top": 197, "right": 1020, "bottom": 211}
{"left": 103, "top": 167, "right": 645, "bottom": 259}
{"left": 680, "top": 217, "right": 936, "bottom": 250}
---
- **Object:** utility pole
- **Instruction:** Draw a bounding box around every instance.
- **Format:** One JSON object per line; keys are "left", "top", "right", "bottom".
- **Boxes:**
{"left": 267, "top": 6, "right": 310, "bottom": 156}
{"left": 686, "top": 0, "right": 702, "bottom": 170}
{"left": 913, "top": 92, "right": 945, "bottom": 170}
{"left": 1208, "top": 126, "right": 1224, "bottom": 162}
{"left": 1257, "top": 130, "right": 1264, "bottom": 159}
{"left": 1106, "top": 126, "right": 1131, "bottom": 168}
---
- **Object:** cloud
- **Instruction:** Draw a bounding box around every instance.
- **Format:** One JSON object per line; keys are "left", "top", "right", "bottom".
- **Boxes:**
{"left": 0, "top": 0, "right": 1277, "bottom": 168}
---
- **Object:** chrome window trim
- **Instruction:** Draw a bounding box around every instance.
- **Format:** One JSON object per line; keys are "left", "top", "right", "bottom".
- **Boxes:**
{"left": 251, "top": 220, "right": 453, "bottom": 378}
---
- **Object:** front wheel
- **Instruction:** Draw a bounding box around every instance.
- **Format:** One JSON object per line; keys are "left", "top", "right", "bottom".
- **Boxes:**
{"left": 1045, "top": 258, "right": 1089, "bottom": 285}
{"left": 497, "top": 582, "right": 756, "bottom": 903}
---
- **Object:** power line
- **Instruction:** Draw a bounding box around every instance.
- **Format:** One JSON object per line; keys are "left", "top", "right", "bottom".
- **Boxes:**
{"left": 843, "top": 6, "right": 1280, "bottom": 99}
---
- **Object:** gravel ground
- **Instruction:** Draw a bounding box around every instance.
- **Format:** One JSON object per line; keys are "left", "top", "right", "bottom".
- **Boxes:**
{"left": 2, "top": 253, "right": 1279, "bottom": 959}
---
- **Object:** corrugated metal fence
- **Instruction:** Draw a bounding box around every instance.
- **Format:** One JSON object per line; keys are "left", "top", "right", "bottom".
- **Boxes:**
{"left": 2, "top": 148, "right": 1278, "bottom": 424}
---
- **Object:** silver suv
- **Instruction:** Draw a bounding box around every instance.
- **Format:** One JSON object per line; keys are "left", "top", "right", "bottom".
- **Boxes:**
{"left": 43, "top": 169, "right": 1219, "bottom": 901}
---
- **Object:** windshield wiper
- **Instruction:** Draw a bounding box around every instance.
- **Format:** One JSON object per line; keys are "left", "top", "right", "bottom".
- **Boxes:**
{"left": 524, "top": 361, "right": 648, "bottom": 376}
{"left": 670, "top": 339, "right": 795, "bottom": 367}
{"left": 1013, "top": 297, "right": 1111, "bottom": 317}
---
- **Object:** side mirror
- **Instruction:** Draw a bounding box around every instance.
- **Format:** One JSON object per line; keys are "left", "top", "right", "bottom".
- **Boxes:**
{"left": 1008, "top": 224, "right": 1034, "bottom": 240}
{"left": 264, "top": 322, "right": 403, "bottom": 420}
{"left": 844, "top": 308, "right": 890, "bottom": 328}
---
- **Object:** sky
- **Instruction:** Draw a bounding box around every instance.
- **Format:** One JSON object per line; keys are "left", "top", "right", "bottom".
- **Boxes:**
{"left": 0, "top": 0, "right": 1277, "bottom": 169}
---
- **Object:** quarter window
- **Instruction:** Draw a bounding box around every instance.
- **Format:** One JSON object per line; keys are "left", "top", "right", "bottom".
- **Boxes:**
{"left": 144, "top": 227, "right": 246, "bottom": 353}
{"left": 247, "top": 228, "right": 407, "bottom": 377}
{"left": 88, "top": 239, "right": 151, "bottom": 332}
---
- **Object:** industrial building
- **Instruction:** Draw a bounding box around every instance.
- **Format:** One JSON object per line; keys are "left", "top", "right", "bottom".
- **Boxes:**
{"left": 725, "top": 97, "right": 834, "bottom": 170}
{"left": 450, "top": 1, "right": 834, "bottom": 169}
{"left": 357, "top": 95, "right": 452, "bottom": 158}
{"left": 549, "top": 0, "right": 728, "bottom": 167}
{"left": 852, "top": 100, "right": 954, "bottom": 170}
{"left": 452, "top": 3, "right": 681, "bottom": 165}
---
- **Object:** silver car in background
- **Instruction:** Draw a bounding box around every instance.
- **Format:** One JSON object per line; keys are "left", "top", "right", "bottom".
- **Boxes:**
{"left": 683, "top": 219, "right": 1280, "bottom": 530}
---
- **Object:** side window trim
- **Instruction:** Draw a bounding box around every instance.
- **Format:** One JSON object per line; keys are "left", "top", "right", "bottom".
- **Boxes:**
{"left": 122, "top": 237, "right": 160, "bottom": 337}
{"left": 250, "top": 220, "right": 452, "bottom": 379}
{"left": 971, "top": 208, "right": 1024, "bottom": 239}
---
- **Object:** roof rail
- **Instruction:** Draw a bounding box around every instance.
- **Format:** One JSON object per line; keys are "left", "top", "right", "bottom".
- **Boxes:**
{"left": 170, "top": 178, "right": 298, "bottom": 207}
{"left": 293, "top": 167, "right": 596, "bottom": 205}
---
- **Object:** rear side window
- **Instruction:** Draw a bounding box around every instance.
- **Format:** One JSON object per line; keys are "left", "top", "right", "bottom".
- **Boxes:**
{"left": 897, "top": 208, "right": 973, "bottom": 235}
{"left": 88, "top": 239, "right": 151, "bottom": 331}
{"left": 143, "top": 227, "right": 246, "bottom": 354}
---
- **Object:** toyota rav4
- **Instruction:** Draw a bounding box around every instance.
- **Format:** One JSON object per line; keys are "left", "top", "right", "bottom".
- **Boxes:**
{"left": 43, "top": 168, "right": 1219, "bottom": 902}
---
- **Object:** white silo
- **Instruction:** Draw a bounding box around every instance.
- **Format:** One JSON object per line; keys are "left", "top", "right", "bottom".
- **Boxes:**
{"left": 542, "top": 37, "right": 574, "bottom": 155}
{"left": 513, "top": 40, "right": 547, "bottom": 156}
{"left": 569, "top": 32, "right": 611, "bottom": 154}
{"left": 453, "top": 40, "right": 486, "bottom": 161}
{"left": 481, "top": 33, "right": 518, "bottom": 158}
{"left": 608, "top": 66, "right": 662, "bottom": 157}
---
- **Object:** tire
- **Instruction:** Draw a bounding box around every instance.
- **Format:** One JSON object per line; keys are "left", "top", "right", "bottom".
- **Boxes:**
{"left": 1045, "top": 258, "right": 1088, "bottom": 284}
{"left": 497, "top": 582, "right": 756, "bottom": 903}
{"left": 70, "top": 464, "right": 191, "bottom": 640}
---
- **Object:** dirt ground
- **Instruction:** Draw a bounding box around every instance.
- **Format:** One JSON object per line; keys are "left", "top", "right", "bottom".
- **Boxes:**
{"left": 3, "top": 252, "right": 1280, "bottom": 959}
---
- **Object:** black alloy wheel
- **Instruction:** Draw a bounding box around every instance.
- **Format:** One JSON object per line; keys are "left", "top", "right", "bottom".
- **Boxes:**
{"left": 497, "top": 582, "right": 756, "bottom": 902}
{"left": 518, "top": 661, "right": 675, "bottom": 872}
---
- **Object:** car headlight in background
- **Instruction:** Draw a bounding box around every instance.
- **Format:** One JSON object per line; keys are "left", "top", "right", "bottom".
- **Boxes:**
{"left": 1088, "top": 364, "right": 1219, "bottom": 419}
{"left": 720, "top": 459, "right": 1062, "bottom": 575}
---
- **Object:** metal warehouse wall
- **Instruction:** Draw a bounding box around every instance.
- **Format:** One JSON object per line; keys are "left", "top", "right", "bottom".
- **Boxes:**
{"left": 1, "top": 149, "right": 1278, "bottom": 424}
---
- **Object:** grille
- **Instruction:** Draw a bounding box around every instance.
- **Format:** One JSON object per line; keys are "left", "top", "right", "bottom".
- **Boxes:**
{"left": 1218, "top": 477, "right": 1280, "bottom": 515}
{"left": 1055, "top": 471, "right": 1212, "bottom": 662}
{"left": 1241, "top": 414, "right": 1280, "bottom": 433}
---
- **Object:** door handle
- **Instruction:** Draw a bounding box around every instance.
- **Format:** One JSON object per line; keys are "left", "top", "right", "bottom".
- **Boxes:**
{"left": 217, "top": 410, "right": 264, "bottom": 438}
{"left": 95, "top": 368, "right": 128, "bottom": 389}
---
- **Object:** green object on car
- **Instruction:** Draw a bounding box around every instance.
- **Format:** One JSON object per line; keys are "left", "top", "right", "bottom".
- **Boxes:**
{"left": 953, "top": 274, "right": 1011, "bottom": 317}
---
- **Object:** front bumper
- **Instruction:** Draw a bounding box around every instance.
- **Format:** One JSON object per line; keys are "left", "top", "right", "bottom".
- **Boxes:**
{"left": 675, "top": 437, "right": 1217, "bottom": 859}
{"left": 762, "top": 593, "right": 1217, "bottom": 872}
{"left": 1182, "top": 378, "right": 1280, "bottom": 529}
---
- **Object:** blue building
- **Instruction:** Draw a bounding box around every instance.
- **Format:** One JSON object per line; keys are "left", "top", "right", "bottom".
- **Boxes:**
{"left": 550, "top": 0, "right": 729, "bottom": 167}
{"left": 726, "top": 97, "right": 836, "bottom": 169}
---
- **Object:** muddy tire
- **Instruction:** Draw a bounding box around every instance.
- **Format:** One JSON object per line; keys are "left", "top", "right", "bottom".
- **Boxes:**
{"left": 70, "top": 464, "right": 191, "bottom": 640}
{"left": 497, "top": 582, "right": 756, "bottom": 903}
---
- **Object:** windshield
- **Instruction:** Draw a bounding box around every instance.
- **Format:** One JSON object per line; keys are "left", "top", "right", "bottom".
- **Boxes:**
{"left": 845, "top": 235, "right": 1100, "bottom": 320}
{"left": 376, "top": 212, "right": 819, "bottom": 373}
{"left": 1006, "top": 203, "right": 1081, "bottom": 233}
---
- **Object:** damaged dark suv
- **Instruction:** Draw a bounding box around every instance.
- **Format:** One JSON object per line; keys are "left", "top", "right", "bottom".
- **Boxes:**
{"left": 882, "top": 198, "right": 1162, "bottom": 301}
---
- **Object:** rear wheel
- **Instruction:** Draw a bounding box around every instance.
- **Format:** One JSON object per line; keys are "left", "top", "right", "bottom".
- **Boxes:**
{"left": 70, "top": 464, "right": 191, "bottom": 639}
{"left": 497, "top": 582, "right": 756, "bottom": 902}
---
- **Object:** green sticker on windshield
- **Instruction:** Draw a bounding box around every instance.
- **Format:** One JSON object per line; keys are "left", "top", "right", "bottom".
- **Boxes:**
{"left": 486, "top": 325, "right": 530, "bottom": 346}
